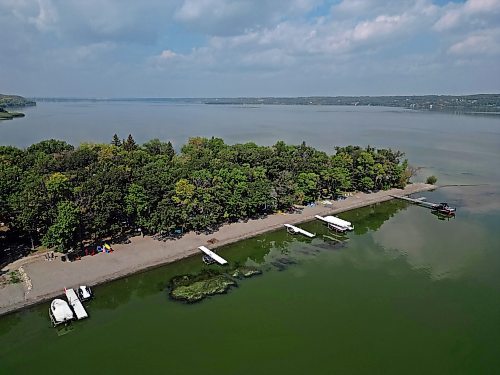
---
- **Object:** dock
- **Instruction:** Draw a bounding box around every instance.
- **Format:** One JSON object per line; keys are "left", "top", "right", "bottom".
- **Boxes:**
{"left": 390, "top": 195, "right": 439, "bottom": 208}
{"left": 315, "top": 215, "right": 354, "bottom": 231}
{"left": 65, "top": 288, "right": 88, "bottom": 320}
{"left": 199, "top": 246, "right": 228, "bottom": 265}
{"left": 390, "top": 195, "right": 456, "bottom": 214}
{"left": 284, "top": 224, "right": 315, "bottom": 238}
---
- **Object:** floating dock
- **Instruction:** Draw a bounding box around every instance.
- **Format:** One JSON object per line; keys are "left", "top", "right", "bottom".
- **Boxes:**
{"left": 284, "top": 224, "right": 315, "bottom": 238}
{"left": 199, "top": 246, "right": 228, "bottom": 265}
{"left": 65, "top": 288, "right": 88, "bottom": 320}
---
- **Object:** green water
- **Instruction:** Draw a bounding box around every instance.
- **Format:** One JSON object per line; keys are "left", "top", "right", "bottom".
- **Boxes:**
{"left": 1, "top": 196, "right": 499, "bottom": 374}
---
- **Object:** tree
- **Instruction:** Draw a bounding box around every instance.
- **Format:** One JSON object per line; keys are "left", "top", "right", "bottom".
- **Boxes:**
{"left": 143, "top": 139, "right": 175, "bottom": 159}
{"left": 123, "top": 134, "right": 137, "bottom": 151}
{"left": 359, "top": 176, "right": 375, "bottom": 191}
{"left": 42, "top": 201, "right": 80, "bottom": 250}
{"left": 111, "top": 134, "right": 122, "bottom": 147}
{"left": 45, "top": 172, "right": 71, "bottom": 203}
{"left": 426, "top": 175, "right": 437, "bottom": 184}
{"left": 296, "top": 172, "right": 319, "bottom": 204}
{"left": 125, "top": 183, "right": 150, "bottom": 230}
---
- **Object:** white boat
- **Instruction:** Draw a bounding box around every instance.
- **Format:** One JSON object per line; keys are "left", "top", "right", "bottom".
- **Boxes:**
{"left": 315, "top": 215, "right": 354, "bottom": 231}
{"left": 77, "top": 285, "right": 93, "bottom": 301}
{"left": 49, "top": 299, "right": 74, "bottom": 326}
{"left": 65, "top": 288, "right": 88, "bottom": 320}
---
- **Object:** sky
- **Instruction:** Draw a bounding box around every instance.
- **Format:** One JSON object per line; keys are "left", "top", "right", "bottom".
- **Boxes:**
{"left": 0, "top": 0, "right": 499, "bottom": 97}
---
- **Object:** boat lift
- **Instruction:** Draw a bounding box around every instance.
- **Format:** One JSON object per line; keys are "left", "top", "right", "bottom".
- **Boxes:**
{"left": 315, "top": 215, "right": 354, "bottom": 231}
{"left": 284, "top": 224, "right": 315, "bottom": 238}
{"left": 198, "top": 246, "right": 228, "bottom": 265}
{"left": 65, "top": 288, "right": 88, "bottom": 320}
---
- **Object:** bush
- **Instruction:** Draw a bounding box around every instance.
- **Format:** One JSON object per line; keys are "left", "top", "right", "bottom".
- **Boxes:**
{"left": 426, "top": 175, "right": 437, "bottom": 184}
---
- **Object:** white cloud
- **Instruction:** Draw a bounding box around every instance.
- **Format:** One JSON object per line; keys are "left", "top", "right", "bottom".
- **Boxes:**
{"left": 158, "top": 49, "right": 178, "bottom": 60}
{"left": 174, "top": 0, "right": 322, "bottom": 36}
{"left": 351, "top": 14, "right": 410, "bottom": 41}
{"left": 448, "top": 28, "right": 500, "bottom": 55}
{"left": 27, "top": 0, "right": 58, "bottom": 31}
{"left": 1, "top": 0, "right": 499, "bottom": 96}
{"left": 434, "top": 0, "right": 500, "bottom": 31}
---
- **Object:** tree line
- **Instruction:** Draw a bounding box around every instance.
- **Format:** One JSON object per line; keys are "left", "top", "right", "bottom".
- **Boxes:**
{"left": 0, "top": 135, "right": 411, "bottom": 252}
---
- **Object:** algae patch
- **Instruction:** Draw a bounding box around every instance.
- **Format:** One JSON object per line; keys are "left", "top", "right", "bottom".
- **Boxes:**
{"left": 170, "top": 275, "right": 236, "bottom": 303}
{"left": 168, "top": 266, "right": 261, "bottom": 303}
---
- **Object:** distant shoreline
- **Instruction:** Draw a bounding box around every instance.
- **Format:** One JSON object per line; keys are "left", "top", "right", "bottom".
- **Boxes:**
{"left": 0, "top": 183, "right": 434, "bottom": 317}
{"left": 29, "top": 94, "right": 500, "bottom": 114}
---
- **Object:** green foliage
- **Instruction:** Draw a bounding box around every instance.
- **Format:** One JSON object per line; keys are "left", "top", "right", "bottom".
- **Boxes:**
{"left": 0, "top": 94, "right": 36, "bottom": 107}
{"left": 111, "top": 134, "right": 122, "bottom": 147}
{"left": 42, "top": 201, "right": 80, "bottom": 250}
{"left": 1, "top": 137, "right": 408, "bottom": 252}
{"left": 123, "top": 134, "right": 137, "bottom": 151}
{"left": 9, "top": 271, "right": 22, "bottom": 284}
{"left": 426, "top": 175, "right": 438, "bottom": 185}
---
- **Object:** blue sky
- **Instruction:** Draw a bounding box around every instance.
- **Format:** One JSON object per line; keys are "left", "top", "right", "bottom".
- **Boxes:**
{"left": 0, "top": 0, "right": 499, "bottom": 97}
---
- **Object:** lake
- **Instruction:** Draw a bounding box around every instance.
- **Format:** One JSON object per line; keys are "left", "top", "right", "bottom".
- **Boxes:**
{"left": 0, "top": 101, "right": 499, "bottom": 374}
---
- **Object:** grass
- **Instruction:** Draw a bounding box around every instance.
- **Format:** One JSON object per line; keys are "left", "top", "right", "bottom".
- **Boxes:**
{"left": 9, "top": 270, "right": 22, "bottom": 284}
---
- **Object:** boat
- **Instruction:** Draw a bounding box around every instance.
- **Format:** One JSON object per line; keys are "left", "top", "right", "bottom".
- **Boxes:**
{"left": 77, "top": 285, "right": 93, "bottom": 301}
{"left": 434, "top": 202, "right": 456, "bottom": 215}
{"left": 202, "top": 254, "right": 216, "bottom": 265}
{"left": 49, "top": 299, "right": 74, "bottom": 326}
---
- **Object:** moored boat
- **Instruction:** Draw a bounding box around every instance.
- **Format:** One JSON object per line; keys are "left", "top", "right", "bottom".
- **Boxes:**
{"left": 434, "top": 202, "right": 456, "bottom": 215}
{"left": 49, "top": 299, "right": 74, "bottom": 326}
{"left": 77, "top": 285, "right": 93, "bottom": 302}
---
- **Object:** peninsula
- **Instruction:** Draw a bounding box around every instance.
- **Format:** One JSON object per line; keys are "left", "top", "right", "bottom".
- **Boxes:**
{"left": 0, "top": 94, "right": 35, "bottom": 121}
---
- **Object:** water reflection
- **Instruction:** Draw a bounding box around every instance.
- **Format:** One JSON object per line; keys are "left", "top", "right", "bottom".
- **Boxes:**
{"left": 373, "top": 198, "right": 488, "bottom": 280}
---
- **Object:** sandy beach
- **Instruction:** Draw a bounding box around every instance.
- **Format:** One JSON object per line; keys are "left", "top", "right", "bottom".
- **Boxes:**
{"left": 0, "top": 183, "right": 434, "bottom": 316}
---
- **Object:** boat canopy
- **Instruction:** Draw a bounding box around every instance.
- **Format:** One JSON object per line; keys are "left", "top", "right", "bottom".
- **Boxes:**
{"left": 50, "top": 299, "right": 74, "bottom": 323}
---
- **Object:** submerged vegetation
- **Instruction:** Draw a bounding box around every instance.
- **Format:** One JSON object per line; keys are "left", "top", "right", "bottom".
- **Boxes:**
{"left": 0, "top": 135, "right": 411, "bottom": 254}
{"left": 169, "top": 272, "right": 237, "bottom": 303}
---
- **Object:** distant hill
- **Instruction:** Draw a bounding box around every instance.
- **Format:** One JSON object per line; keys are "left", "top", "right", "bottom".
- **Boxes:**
{"left": 205, "top": 94, "right": 500, "bottom": 114}
{"left": 0, "top": 94, "right": 36, "bottom": 108}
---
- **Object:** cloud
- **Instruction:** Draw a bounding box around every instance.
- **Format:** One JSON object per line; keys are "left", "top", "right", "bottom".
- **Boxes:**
{"left": 1, "top": 0, "right": 499, "bottom": 96}
{"left": 174, "top": 0, "right": 321, "bottom": 36}
{"left": 434, "top": 0, "right": 500, "bottom": 31}
{"left": 158, "top": 49, "right": 178, "bottom": 60}
{"left": 448, "top": 28, "right": 500, "bottom": 55}
{"left": 27, "top": 0, "right": 58, "bottom": 31}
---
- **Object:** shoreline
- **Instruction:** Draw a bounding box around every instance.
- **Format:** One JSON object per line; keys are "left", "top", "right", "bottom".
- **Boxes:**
{"left": 0, "top": 183, "right": 435, "bottom": 316}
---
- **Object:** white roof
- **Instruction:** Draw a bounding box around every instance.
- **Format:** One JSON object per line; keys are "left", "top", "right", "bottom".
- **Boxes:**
{"left": 51, "top": 299, "right": 74, "bottom": 323}
{"left": 315, "top": 215, "right": 353, "bottom": 229}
